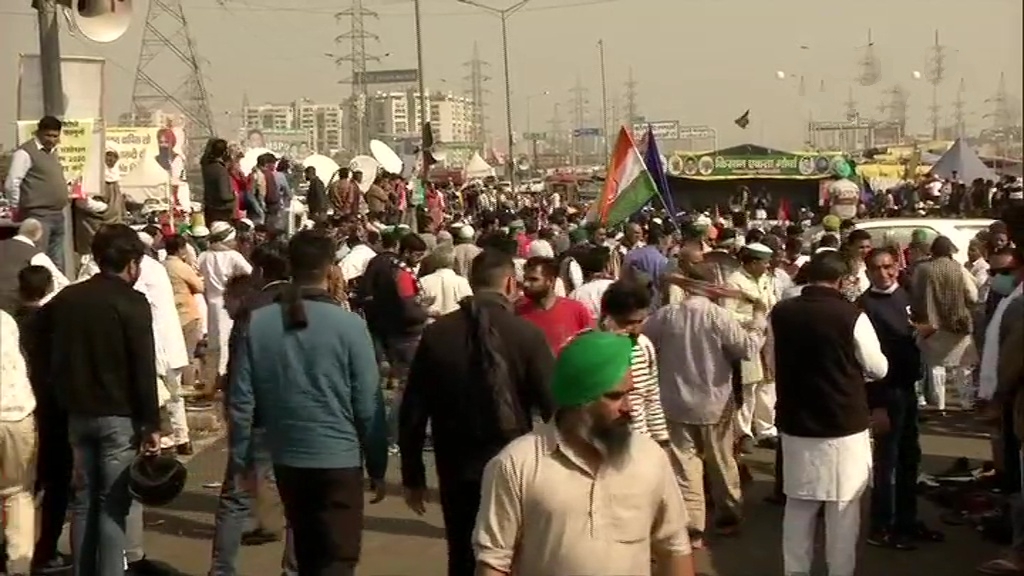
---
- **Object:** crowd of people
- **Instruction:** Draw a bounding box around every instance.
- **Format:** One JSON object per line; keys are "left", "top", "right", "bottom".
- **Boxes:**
{"left": 2, "top": 116, "right": 1024, "bottom": 576}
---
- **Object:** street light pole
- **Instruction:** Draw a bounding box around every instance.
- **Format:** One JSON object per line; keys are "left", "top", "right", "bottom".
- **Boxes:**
{"left": 458, "top": 0, "right": 530, "bottom": 189}
{"left": 413, "top": 0, "right": 429, "bottom": 130}
{"left": 598, "top": 38, "right": 609, "bottom": 157}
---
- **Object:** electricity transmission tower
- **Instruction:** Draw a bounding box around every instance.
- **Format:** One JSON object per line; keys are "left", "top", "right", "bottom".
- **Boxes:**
{"left": 130, "top": 0, "right": 215, "bottom": 141}
{"left": 985, "top": 72, "right": 1022, "bottom": 129}
{"left": 623, "top": 67, "right": 639, "bottom": 125}
{"left": 569, "top": 75, "right": 589, "bottom": 160}
{"left": 843, "top": 86, "right": 859, "bottom": 121}
{"left": 463, "top": 41, "right": 491, "bottom": 148}
{"left": 548, "top": 103, "right": 564, "bottom": 154}
{"left": 335, "top": 0, "right": 380, "bottom": 152}
{"left": 856, "top": 28, "right": 881, "bottom": 87}
{"left": 879, "top": 84, "right": 909, "bottom": 137}
{"left": 925, "top": 30, "right": 947, "bottom": 140}
{"left": 951, "top": 78, "right": 967, "bottom": 138}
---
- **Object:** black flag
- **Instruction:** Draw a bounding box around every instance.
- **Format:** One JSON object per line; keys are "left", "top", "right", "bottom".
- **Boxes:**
{"left": 734, "top": 110, "right": 751, "bottom": 129}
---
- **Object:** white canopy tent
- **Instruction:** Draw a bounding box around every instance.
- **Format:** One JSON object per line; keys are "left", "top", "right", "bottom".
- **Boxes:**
{"left": 463, "top": 152, "right": 496, "bottom": 180}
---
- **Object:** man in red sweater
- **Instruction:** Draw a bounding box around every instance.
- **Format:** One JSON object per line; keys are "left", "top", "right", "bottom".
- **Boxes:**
{"left": 516, "top": 256, "right": 592, "bottom": 352}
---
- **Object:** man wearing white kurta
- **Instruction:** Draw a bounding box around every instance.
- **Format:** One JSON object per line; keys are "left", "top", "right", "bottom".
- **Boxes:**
{"left": 768, "top": 251, "right": 889, "bottom": 576}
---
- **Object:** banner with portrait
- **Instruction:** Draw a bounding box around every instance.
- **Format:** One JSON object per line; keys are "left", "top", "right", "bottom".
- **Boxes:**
{"left": 16, "top": 118, "right": 100, "bottom": 199}
{"left": 105, "top": 125, "right": 190, "bottom": 206}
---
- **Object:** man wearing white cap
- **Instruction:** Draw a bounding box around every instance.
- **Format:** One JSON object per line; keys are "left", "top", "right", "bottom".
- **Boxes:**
{"left": 724, "top": 242, "right": 779, "bottom": 452}
{"left": 452, "top": 225, "right": 481, "bottom": 279}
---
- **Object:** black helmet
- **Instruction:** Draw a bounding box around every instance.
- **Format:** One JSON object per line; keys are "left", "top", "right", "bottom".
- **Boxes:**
{"left": 128, "top": 454, "right": 187, "bottom": 507}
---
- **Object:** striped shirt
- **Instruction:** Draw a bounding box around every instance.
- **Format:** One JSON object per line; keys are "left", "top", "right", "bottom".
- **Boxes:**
{"left": 629, "top": 334, "right": 669, "bottom": 442}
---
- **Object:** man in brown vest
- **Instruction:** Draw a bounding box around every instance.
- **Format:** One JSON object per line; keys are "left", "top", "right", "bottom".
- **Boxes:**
{"left": 3, "top": 116, "right": 69, "bottom": 272}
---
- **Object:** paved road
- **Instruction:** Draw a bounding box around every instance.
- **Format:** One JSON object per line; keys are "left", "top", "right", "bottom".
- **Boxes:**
{"left": 67, "top": 415, "right": 1002, "bottom": 576}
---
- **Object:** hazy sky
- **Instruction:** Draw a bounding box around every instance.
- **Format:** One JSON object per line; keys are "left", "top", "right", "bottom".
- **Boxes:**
{"left": 1, "top": 0, "right": 1021, "bottom": 151}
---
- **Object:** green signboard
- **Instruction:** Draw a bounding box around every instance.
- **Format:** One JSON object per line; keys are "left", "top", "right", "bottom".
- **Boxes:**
{"left": 667, "top": 152, "right": 844, "bottom": 180}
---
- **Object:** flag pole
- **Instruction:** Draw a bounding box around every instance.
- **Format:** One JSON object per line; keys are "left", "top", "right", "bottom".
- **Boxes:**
{"left": 598, "top": 39, "right": 609, "bottom": 158}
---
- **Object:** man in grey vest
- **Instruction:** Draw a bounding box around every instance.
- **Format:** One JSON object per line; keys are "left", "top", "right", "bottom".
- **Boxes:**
{"left": 3, "top": 116, "right": 69, "bottom": 272}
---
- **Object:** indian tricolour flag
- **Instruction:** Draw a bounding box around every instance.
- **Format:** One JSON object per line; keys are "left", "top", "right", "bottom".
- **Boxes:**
{"left": 585, "top": 127, "right": 658, "bottom": 227}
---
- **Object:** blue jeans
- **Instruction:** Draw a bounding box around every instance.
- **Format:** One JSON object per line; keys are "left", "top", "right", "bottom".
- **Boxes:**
{"left": 869, "top": 387, "right": 921, "bottom": 535}
{"left": 29, "top": 210, "right": 66, "bottom": 274}
{"left": 67, "top": 416, "right": 136, "bottom": 576}
{"left": 210, "top": 429, "right": 295, "bottom": 576}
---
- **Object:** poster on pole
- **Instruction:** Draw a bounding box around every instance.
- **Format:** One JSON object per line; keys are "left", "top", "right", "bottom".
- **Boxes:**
{"left": 16, "top": 119, "right": 100, "bottom": 199}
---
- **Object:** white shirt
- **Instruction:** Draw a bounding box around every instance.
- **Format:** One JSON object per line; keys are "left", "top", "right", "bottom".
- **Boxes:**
{"left": 569, "top": 278, "right": 614, "bottom": 323}
{"left": 978, "top": 283, "right": 1024, "bottom": 401}
{"left": 198, "top": 249, "right": 252, "bottom": 300}
{"left": 136, "top": 255, "right": 190, "bottom": 373}
{"left": 339, "top": 244, "right": 376, "bottom": 281}
{"left": 419, "top": 268, "right": 473, "bottom": 317}
{"left": 0, "top": 310, "right": 35, "bottom": 422}
{"left": 12, "top": 235, "right": 69, "bottom": 304}
{"left": 969, "top": 258, "right": 991, "bottom": 301}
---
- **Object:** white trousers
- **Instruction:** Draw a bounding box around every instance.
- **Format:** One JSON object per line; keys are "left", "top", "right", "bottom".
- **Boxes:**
{"left": 735, "top": 380, "right": 778, "bottom": 439}
{"left": 783, "top": 497, "right": 860, "bottom": 576}
{"left": 928, "top": 365, "right": 973, "bottom": 410}
{"left": 164, "top": 368, "right": 190, "bottom": 446}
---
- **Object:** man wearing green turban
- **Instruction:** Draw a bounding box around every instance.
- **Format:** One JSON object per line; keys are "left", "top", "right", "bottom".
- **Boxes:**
{"left": 551, "top": 331, "right": 635, "bottom": 410}
{"left": 474, "top": 329, "right": 697, "bottom": 575}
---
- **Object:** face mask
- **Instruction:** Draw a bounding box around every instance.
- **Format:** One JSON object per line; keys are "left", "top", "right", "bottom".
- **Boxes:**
{"left": 991, "top": 273, "right": 1018, "bottom": 296}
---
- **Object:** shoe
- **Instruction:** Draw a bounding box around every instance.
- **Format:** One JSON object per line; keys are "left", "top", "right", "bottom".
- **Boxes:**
{"left": 241, "top": 528, "right": 281, "bottom": 546}
{"left": 908, "top": 521, "right": 945, "bottom": 542}
{"left": 176, "top": 442, "right": 194, "bottom": 456}
{"left": 737, "top": 436, "right": 755, "bottom": 455}
{"left": 127, "top": 557, "right": 181, "bottom": 575}
{"left": 977, "top": 557, "right": 1024, "bottom": 575}
{"left": 866, "top": 530, "right": 917, "bottom": 550}
{"left": 31, "top": 556, "right": 71, "bottom": 574}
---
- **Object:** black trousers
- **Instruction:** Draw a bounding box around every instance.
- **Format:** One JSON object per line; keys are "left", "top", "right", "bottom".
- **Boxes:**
{"left": 34, "top": 409, "right": 73, "bottom": 563}
{"left": 437, "top": 477, "right": 482, "bottom": 576}
{"left": 275, "top": 466, "right": 364, "bottom": 576}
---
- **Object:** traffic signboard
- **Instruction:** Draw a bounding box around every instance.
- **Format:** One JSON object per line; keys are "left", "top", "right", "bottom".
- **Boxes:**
{"left": 572, "top": 127, "right": 602, "bottom": 137}
{"left": 523, "top": 132, "right": 547, "bottom": 140}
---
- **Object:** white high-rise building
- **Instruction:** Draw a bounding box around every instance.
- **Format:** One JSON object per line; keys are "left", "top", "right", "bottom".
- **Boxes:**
{"left": 366, "top": 90, "right": 477, "bottom": 144}
{"left": 295, "top": 102, "right": 344, "bottom": 153}
{"left": 240, "top": 101, "right": 344, "bottom": 154}
{"left": 241, "top": 103, "right": 295, "bottom": 131}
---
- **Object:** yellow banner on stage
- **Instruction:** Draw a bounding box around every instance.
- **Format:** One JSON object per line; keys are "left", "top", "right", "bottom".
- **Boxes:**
{"left": 16, "top": 118, "right": 96, "bottom": 183}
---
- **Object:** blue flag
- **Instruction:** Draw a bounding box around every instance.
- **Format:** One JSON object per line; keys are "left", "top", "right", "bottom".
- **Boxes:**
{"left": 642, "top": 126, "right": 678, "bottom": 226}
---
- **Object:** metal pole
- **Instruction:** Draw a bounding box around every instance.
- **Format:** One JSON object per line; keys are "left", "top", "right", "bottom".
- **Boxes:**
{"left": 598, "top": 39, "right": 609, "bottom": 157}
{"left": 37, "top": 0, "right": 64, "bottom": 117}
{"left": 414, "top": 0, "right": 429, "bottom": 130}
{"left": 500, "top": 14, "right": 515, "bottom": 189}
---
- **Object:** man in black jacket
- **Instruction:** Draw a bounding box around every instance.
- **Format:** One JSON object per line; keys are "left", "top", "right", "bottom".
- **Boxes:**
{"left": 399, "top": 249, "right": 555, "bottom": 576}
{"left": 304, "top": 166, "right": 328, "bottom": 224}
{"left": 44, "top": 224, "right": 160, "bottom": 575}
{"left": 860, "top": 247, "right": 943, "bottom": 550}
{"left": 13, "top": 265, "right": 75, "bottom": 574}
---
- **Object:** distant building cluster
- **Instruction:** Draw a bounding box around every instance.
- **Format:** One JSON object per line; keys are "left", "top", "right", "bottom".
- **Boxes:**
{"left": 240, "top": 90, "right": 480, "bottom": 157}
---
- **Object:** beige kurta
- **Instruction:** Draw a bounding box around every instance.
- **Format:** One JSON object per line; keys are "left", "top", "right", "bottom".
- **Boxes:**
{"left": 474, "top": 423, "right": 691, "bottom": 576}
{"left": 724, "top": 268, "right": 776, "bottom": 384}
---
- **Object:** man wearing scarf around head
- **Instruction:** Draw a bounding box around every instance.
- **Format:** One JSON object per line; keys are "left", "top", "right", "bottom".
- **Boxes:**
{"left": 72, "top": 148, "right": 126, "bottom": 257}
{"left": 473, "top": 331, "right": 696, "bottom": 576}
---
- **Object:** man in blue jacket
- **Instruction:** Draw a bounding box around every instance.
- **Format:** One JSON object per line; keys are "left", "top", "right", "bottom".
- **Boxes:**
{"left": 228, "top": 229, "right": 388, "bottom": 576}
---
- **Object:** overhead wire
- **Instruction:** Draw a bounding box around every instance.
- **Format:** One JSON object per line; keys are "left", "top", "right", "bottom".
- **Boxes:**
{"left": 185, "top": 0, "right": 624, "bottom": 16}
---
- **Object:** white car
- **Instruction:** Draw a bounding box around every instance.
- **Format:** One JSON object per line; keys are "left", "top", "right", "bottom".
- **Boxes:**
{"left": 808, "top": 218, "right": 995, "bottom": 264}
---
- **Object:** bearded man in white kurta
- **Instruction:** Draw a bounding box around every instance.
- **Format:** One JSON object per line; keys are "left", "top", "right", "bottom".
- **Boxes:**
{"left": 767, "top": 251, "right": 889, "bottom": 576}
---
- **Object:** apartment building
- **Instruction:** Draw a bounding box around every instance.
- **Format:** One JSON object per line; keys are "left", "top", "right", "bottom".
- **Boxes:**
{"left": 365, "top": 90, "right": 477, "bottom": 144}
{"left": 241, "top": 101, "right": 344, "bottom": 154}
